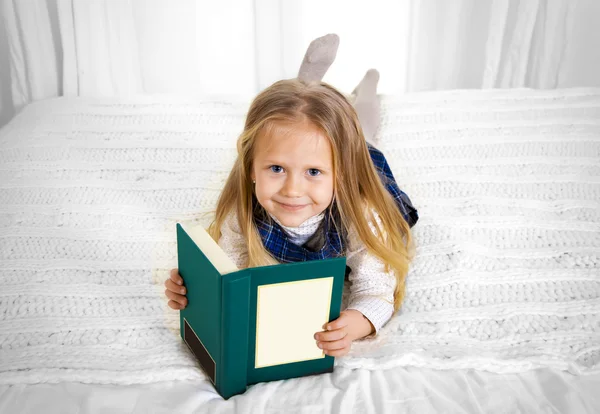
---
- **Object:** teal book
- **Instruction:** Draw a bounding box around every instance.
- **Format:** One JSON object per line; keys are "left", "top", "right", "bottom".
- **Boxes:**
{"left": 176, "top": 222, "right": 346, "bottom": 399}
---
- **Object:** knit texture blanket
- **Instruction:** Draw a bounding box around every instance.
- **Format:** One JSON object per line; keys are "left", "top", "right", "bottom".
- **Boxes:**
{"left": 1, "top": 89, "right": 599, "bottom": 385}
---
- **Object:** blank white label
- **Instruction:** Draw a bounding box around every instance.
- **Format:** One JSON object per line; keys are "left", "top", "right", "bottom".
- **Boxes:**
{"left": 255, "top": 277, "right": 333, "bottom": 368}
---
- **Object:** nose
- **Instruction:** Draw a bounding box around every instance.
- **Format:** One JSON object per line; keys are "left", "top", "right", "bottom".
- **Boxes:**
{"left": 280, "top": 174, "right": 303, "bottom": 197}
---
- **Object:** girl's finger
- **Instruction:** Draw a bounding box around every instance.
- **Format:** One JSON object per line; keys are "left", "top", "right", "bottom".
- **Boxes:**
{"left": 165, "top": 278, "right": 186, "bottom": 295}
{"left": 315, "top": 329, "right": 346, "bottom": 342}
{"left": 167, "top": 300, "right": 183, "bottom": 310}
{"left": 317, "top": 337, "right": 351, "bottom": 352}
{"left": 324, "top": 312, "right": 350, "bottom": 331}
{"left": 170, "top": 268, "right": 183, "bottom": 285}
{"left": 165, "top": 289, "right": 188, "bottom": 307}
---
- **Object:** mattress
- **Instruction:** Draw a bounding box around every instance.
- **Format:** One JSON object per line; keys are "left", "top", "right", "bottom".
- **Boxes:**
{"left": 1, "top": 88, "right": 599, "bottom": 413}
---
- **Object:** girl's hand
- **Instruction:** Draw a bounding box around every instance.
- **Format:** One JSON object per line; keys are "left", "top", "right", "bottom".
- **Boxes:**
{"left": 314, "top": 309, "right": 375, "bottom": 357}
{"left": 164, "top": 268, "right": 188, "bottom": 310}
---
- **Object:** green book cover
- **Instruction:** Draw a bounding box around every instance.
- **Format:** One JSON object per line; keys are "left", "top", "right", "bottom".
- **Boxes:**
{"left": 176, "top": 222, "right": 346, "bottom": 399}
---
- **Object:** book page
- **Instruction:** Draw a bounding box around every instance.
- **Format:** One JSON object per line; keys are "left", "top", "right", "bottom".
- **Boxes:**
{"left": 180, "top": 223, "right": 238, "bottom": 275}
{"left": 255, "top": 277, "right": 333, "bottom": 368}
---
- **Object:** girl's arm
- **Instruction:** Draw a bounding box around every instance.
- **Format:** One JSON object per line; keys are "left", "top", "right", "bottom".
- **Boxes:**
{"left": 344, "top": 244, "right": 396, "bottom": 335}
{"left": 218, "top": 212, "right": 249, "bottom": 269}
{"left": 314, "top": 246, "right": 397, "bottom": 356}
{"left": 314, "top": 212, "right": 397, "bottom": 356}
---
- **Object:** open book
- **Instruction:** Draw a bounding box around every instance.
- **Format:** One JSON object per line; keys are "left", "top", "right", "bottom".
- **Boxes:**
{"left": 176, "top": 222, "right": 346, "bottom": 399}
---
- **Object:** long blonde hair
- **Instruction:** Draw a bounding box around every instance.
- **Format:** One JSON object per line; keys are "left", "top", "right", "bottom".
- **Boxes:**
{"left": 208, "top": 79, "right": 414, "bottom": 311}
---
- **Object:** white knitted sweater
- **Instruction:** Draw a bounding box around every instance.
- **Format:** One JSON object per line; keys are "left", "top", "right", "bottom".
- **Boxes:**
{"left": 1, "top": 89, "right": 599, "bottom": 385}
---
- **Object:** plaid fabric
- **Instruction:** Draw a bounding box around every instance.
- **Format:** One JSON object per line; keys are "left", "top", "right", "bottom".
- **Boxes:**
{"left": 367, "top": 144, "right": 419, "bottom": 228}
{"left": 254, "top": 144, "right": 418, "bottom": 263}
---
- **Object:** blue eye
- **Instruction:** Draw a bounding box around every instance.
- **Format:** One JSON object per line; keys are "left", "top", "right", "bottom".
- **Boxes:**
{"left": 307, "top": 168, "right": 321, "bottom": 177}
{"left": 270, "top": 165, "right": 284, "bottom": 174}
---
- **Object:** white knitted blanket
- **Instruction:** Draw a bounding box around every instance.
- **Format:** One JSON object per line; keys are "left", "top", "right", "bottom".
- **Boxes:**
{"left": 1, "top": 89, "right": 599, "bottom": 385}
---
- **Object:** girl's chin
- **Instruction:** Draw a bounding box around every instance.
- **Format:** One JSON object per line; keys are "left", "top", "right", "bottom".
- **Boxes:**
{"left": 274, "top": 214, "right": 309, "bottom": 227}
{"left": 270, "top": 210, "right": 313, "bottom": 227}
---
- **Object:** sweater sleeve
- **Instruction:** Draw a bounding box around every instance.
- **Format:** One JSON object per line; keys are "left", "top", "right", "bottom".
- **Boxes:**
{"left": 344, "top": 212, "right": 397, "bottom": 334}
{"left": 217, "top": 212, "right": 249, "bottom": 269}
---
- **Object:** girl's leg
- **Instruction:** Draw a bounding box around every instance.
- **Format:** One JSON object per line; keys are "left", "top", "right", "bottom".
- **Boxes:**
{"left": 297, "top": 34, "right": 380, "bottom": 144}
{"left": 351, "top": 69, "right": 380, "bottom": 144}
{"left": 297, "top": 34, "right": 340, "bottom": 82}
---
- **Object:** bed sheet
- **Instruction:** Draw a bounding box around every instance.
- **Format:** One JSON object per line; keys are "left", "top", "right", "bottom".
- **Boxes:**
{"left": 2, "top": 367, "right": 599, "bottom": 414}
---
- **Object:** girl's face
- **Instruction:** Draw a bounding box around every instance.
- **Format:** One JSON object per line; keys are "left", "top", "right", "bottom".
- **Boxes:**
{"left": 251, "top": 120, "right": 334, "bottom": 227}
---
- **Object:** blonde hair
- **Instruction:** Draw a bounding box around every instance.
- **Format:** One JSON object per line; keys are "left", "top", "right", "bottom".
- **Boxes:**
{"left": 208, "top": 79, "right": 414, "bottom": 311}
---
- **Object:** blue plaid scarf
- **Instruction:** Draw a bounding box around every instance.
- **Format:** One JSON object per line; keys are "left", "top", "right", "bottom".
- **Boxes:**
{"left": 253, "top": 144, "right": 418, "bottom": 264}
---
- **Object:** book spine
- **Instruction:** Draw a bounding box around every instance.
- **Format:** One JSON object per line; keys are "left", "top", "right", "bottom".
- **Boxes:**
{"left": 218, "top": 271, "right": 251, "bottom": 399}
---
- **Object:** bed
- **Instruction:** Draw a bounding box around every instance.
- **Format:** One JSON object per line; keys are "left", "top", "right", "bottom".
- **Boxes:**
{"left": 1, "top": 88, "right": 599, "bottom": 413}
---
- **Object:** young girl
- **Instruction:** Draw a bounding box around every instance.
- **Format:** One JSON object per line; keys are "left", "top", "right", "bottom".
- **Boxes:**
{"left": 165, "top": 35, "right": 418, "bottom": 357}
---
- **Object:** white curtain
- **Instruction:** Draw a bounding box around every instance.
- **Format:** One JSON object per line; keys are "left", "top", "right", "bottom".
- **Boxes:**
{"left": 1, "top": 0, "right": 600, "bottom": 124}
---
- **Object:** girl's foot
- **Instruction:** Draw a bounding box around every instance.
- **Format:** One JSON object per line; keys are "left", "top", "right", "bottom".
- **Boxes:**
{"left": 297, "top": 34, "right": 340, "bottom": 82}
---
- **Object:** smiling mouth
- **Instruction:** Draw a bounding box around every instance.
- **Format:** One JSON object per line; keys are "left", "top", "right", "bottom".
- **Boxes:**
{"left": 276, "top": 202, "right": 308, "bottom": 212}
